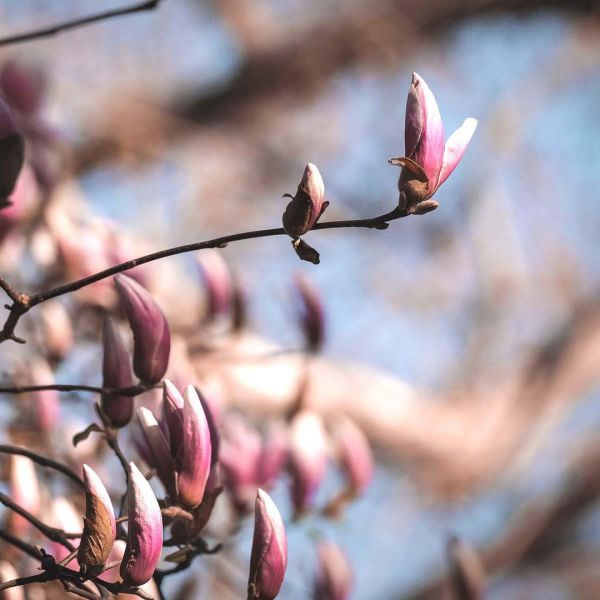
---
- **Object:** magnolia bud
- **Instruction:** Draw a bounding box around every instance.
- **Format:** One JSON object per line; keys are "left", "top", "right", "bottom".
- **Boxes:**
{"left": 283, "top": 163, "right": 328, "bottom": 238}
{"left": 0, "top": 97, "right": 24, "bottom": 205}
{"left": 114, "top": 274, "right": 170, "bottom": 383}
{"left": 0, "top": 60, "right": 46, "bottom": 115}
{"left": 313, "top": 541, "right": 353, "bottom": 600}
{"left": 197, "top": 249, "right": 233, "bottom": 321}
{"left": 447, "top": 536, "right": 485, "bottom": 600}
{"left": 7, "top": 456, "right": 39, "bottom": 535}
{"left": 120, "top": 462, "right": 163, "bottom": 587}
{"left": 294, "top": 273, "right": 325, "bottom": 352}
{"left": 248, "top": 489, "right": 287, "bottom": 600}
{"left": 101, "top": 318, "right": 135, "bottom": 427}
{"left": 77, "top": 465, "right": 116, "bottom": 572}
{"left": 333, "top": 417, "right": 373, "bottom": 495}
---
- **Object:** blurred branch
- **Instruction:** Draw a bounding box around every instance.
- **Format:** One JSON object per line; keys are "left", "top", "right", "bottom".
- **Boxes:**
{"left": 0, "top": 383, "right": 150, "bottom": 397}
{"left": 0, "top": 1, "right": 162, "bottom": 47}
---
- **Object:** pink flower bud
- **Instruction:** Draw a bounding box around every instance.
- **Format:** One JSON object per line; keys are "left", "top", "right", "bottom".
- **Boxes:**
{"left": 197, "top": 249, "right": 233, "bottom": 321}
{"left": 332, "top": 417, "right": 373, "bottom": 495}
{"left": 162, "top": 378, "right": 184, "bottom": 460}
{"left": 294, "top": 273, "right": 325, "bottom": 352}
{"left": 248, "top": 489, "right": 287, "bottom": 600}
{"left": 48, "top": 497, "right": 81, "bottom": 567}
{"left": 0, "top": 97, "right": 24, "bottom": 205}
{"left": 114, "top": 274, "right": 170, "bottom": 383}
{"left": 447, "top": 536, "right": 485, "bottom": 600}
{"left": 391, "top": 73, "right": 477, "bottom": 207}
{"left": 289, "top": 411, "right": 328, "bottom": 515}
{"left": 38, "top": 300, "right": 73, "bottom": 360}
{"left": 29, "top": 359, "right": 60, "bottom": 433}
{"left": 120, "top": 462, "right": 163, "bottom": 587}
{"left": 313, "top": 541, "right": 353, "bottom": 600}
{"left": 256, "top": 422, "right": 288, "bottom": 488}
{"left": 0, "top": 60, "right": 46, "bottom": 115}
{"left": 282, "top": 163, "right": 327, "bottom": 238}
{"left": 101, "top": 318, "right": 135, "bottom": 428}
{"left": 77, "top": 465, "right": 116, "bottom": 572}
{"left": 7, "top": 456, "right": 39, "bottom": 535}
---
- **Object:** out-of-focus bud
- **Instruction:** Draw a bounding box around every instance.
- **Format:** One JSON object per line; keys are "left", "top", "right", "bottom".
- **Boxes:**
{"left": 0, "top": 60, "right": 46, "bottom": 115}
{"left": 248, "top": 489, "right": 287, "bottom": 600}
{"left": 313, "top": 541, "right": 353, "bottom": 600}
{"left": 294, "top": 273, "right": 325, "bottom": 352}
{"left": 283, "top": 163, "right": 328, "bottom": 238}
{"left": 29, "top": 359, "right": 60, "bottom": 433}
{"left": 77, "top": 465, "right": 116, "bottom": 572}
{"left": 114, "top": 274, "right": 171, "bottom": 383}
{"left": 101, "top": 318, "right": 135, "bottom": 428}
{"left": 195, "top": 387, "right": 220, "bottom": 465}
{"left": 0, "top": 97, "right": 24, "bottom": 206}
{"left": 7, "top": 456, "right": 40, "bottom": 535}
{"left": 289, "top": 411, "right": 328, "bottom": 516}
{"left": 0, "top": 163, "right": 39, "bottom": 240}
{"left": 257, "top": 422, "right": 288, "bottom": 488}
{"left": 197, "top": 249, "right": 233, "bottom": 321}
{"left": 390, "top": 73, "right": 477, "bottom": 210}
{"left": 38, "top": 300, "right": 73, "bottom": 360}
{"left": 48, "top": 497, "right": 81, "bottom": 567}
{"left": 120, "top": 462, "right": 163, "bottom": 587}
{"left": 447, "top": 536, "right": 485, "bottom": 600}
{"left": 332, "top": 417, "right": 373, "bottom": 496}
{"left": 0, "top": 561, "right": 24, "bottom": 600}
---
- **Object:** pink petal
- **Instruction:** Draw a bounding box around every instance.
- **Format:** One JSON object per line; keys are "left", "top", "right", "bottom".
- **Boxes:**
{"left": 435, "top": 117, "right": 478, "bottom": 191}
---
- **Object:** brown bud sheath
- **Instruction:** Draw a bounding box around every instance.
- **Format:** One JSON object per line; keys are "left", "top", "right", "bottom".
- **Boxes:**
{"left": 283, "top": 163, "right": 327, "bottom": 238}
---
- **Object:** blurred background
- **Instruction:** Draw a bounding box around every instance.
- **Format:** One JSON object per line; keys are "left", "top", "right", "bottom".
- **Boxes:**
{"left": 0, "top": 0, "right": 599, "bottom": 598}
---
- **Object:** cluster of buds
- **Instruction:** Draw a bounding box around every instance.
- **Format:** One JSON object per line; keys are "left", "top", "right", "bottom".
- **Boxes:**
{"left": 135, "top": 381, "right": 212, "bottom": 508}
{"left": 390, "top": 72, "right": 477, "bottom": 214}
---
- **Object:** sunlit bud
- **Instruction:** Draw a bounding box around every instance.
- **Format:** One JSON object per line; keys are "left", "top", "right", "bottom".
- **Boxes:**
{"left": 114, "top": 274, "right": 171, "bottom": 383}
{"left": 313, "top": 541, "right": 353, "bottom": 600}
{"left": 248, "top": 489, "right": 287, "bottom": 600}
{"left": 176, "top": 386, "right": 212, "bottom": 508}
{"left": 0, "top": 60, "right": 46, "bottom": 115}
{"left": 332, "top": 417, "right": 373, "bottom": 495}
{"left": 7, "top": 456, "right": 39, "bottom": 535}
{"left": 391, "top": 73, "right": 477, "bottom": 208}
{"left": 0, "top": 561, "right": 24, "bottom": 600}
{"left": 120, "top": 462, "right": 163, "bottom": 587}
{"left": 38, "top": 300, "right": 73, "bottom": 360}
{"left": 283, "top": 163, "right": 328, "bottom": 238}
{"left": 289, "top": 411, "right": 328, "bottom": 515}
{"left": 77, "top": 465, "right": 116, "bottom": 572}
{"left": 0, "top": 97, "right": 24, "bottom": 206}
{"left": 101, "top": 318, "right": 135, "bottom": 428}
{"left": 29, "top": 359, "right": 60, "bottom": 433}
{"left": 447, "top": 536, "right": 485, "bottom": 600}
{"left": 197, "top": 249, "right": 233, "bottom": 321}
{"left": 256, "top": 422, "right": 288, "bottom": 488}
{"left": 294, "top": 273, "right": 325, "bottom": 352}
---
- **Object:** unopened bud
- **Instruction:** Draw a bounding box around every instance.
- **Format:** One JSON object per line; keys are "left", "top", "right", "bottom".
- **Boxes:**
{"left": 0, "top": 60, "right": 46, "bottom": 115}
{"left": 447, "top": 536, "right": 485, "bottom": 600}
{"left": 313, "top": 541, "right": 353, "bottom": 600}
{"left": 294, "top": 273, "right": 325, "bottom": 352}
{"left": 0, "top": 97, "right": 24, "bottom": 206}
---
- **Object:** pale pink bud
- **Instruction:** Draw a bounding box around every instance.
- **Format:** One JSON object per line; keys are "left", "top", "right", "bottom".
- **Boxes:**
{"left": 176, "top": 386, "right": 212, "bottom": 508}
{"left": 48, "top": 497, "right": 81, "bottom": 567}
{"left": 248, "top": 489, "right": 287, "bottom": 600}
{"left": 114, "top": 274, "right": 171, "bottom": 383}
{"left": 197, "top": 249, "right": 233, "bottom": 321}
{"left": 332, "top": 417, "right": 373, "bottom": 495}
{"left": 162, "top": 378, "right": 185, "bottom": 460}
{"left": 392, "top": 73, "right": 477, "bottom": 205}
{"left": 120, "top": 462, "right": 163, "bottom": 587}
{"left": 0, "top": 561, "right": 24, "bottom": 600}
{"left": 289, "top": 411, "right": 328, "bottom": 515}
{"left": 0, "top": 97, "right": 24, "bottom": 205}
{"left": 101, "top": 317, "right": 135, "bottom": 428}
{"left": 294, "top": 273, "right": 325, "bottom": 352}
{"left": 7, "top": 456, "right": 39, "bottom": 535}
{"left": 0, "top": 60, "right": 46, "bottom": 115}
{"left": 38, "top": 300, "right": 73, "bottom": 360}
{"left": 77, "top": 465, "right": 116, "bottom": 572}
{"left": 282, "top": 163, "right": 327, "bottom": 238}
{"left": 29, "top": 359, "right": 60, "bottom": 433}
{"left": 447, "top": 536, "right": 485, "bottom": 600}
{"left": 314, "top": 541, "right": 353, "bottom": 600}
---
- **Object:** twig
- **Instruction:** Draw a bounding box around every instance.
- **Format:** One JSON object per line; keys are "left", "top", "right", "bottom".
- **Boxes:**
{"left": 0, "top": 205, "right": 409, "bottom": 344}
{"left": 0, "top": 383, "right": 150, "bottom": 397}
{"left": 0, "top": 528, "right": 44, "bottom": 560}
{"left": 0, "top": 444, "right": 84, "bottom": 487}
{"left": 0, "top": 1, "right": 161, "bottom": 47}
{"left": 0, "top": 491, "right": 77, "bottom": 551}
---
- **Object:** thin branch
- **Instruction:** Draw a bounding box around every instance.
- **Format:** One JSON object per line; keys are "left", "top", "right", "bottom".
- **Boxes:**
{"left": 0, "top": 1, "right": 161, "bottom": 47}
{"left": 0, "top": 491, "right": 76, "bottom": 551}
{"left": 0, "top": 444, "right": 84, "bottom": 487}
{"left": 0, "top": 528, "right": 44, "bottom": 560}
{"left": 0, "top": 383, "right": 150, "bottom": 397}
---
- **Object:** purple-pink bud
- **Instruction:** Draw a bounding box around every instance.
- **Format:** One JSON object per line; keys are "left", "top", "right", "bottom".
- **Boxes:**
{"left": 333, "top": 417, "right": 373, "bottom": 495}
{"left": 29, "top": 360, "right": 60, "bottom": 433}
{"left": 392, "top": 73, "right": 477, "bottom": 207}
{"left": 120, "top": 462, "right": 163, "bottom": 587}
{"left": 289, "top": 411, "right": 328, "bottom": 515}
{"left": 0, "top": 60, "right": 46, "bottom": 115}
{"left": 282, "top": 163, "right": 327, "bottom": 238}
{"left": 313, "top": 541, "right": 353, "bottom": 600}
{"left": 0, "top": 97, "right": 24, "bottom": 205}
{"left": 101, "top": 318, "right": 135, "bottom": 428}
{"left": 114, "top": 274, "right": 170, "bottom": 383}
{"left": 162, "top": 379, "right": 184, "bottom": 461}
{"left": 7, "top": 456, "right": 40, "bottom": 535}
{"left": 197, "top": 249, "right": 233, "bottom": 321}
{"left": 176, "top": 386, "right": 212, "bottom": 508}
{"left": 294, "top": 273, "right": 325, "bottom": 352}
{"left": 77, "top": 465, "right": 116, "bottom": 571}
{"left": 248, "top": 489, "right": 287, "bottom": 600}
